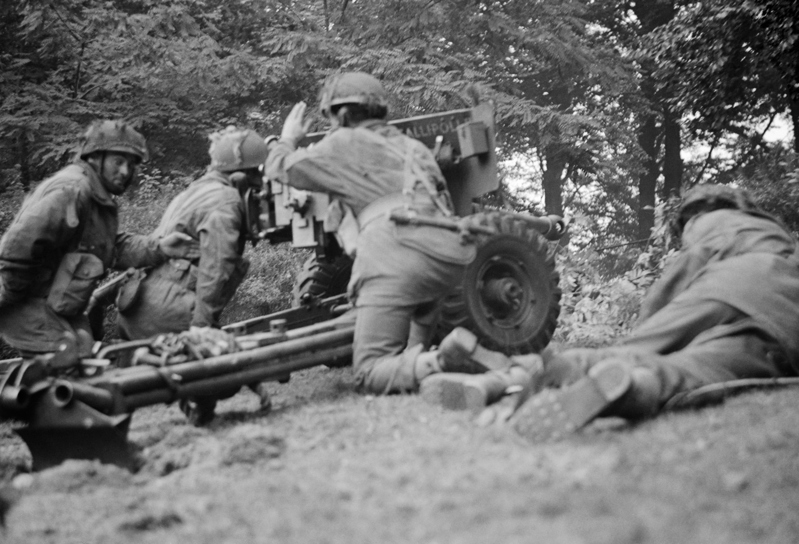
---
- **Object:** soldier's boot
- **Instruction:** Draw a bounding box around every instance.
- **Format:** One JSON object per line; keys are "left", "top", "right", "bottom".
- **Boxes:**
{"left": 605, "top": 366, "right": 660, "bottom": 420}
{"left": 420, "top": 354, "right": 544, "bottom": 413}
{"left": 248, "top": 382, "right": 273, "bottom": 413}
{"left": 510, "top": 358, "right": 660, "bottom": 442}
{"left": 437, "top": 327, "right": 517, "bottom": 373}
{"left": 413, "top": 328, "right": 514, "bottom": 383}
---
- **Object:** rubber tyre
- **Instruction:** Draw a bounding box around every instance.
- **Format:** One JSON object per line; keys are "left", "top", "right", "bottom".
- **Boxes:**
{"left": 437, "top": 211, "right": 561, "bottom": 355}
{"left": 292, "top": 254, "right": 353, "bottom": 307}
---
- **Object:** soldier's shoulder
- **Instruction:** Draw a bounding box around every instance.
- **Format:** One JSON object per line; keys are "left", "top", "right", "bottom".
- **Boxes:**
{"left": 35, "top": 165, "right": 90, "bottom": 200}
{"left": 190, "top": 177, "right": 241, "bottom": 206}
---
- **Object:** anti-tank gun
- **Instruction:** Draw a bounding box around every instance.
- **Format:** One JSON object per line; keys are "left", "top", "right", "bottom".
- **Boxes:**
{"left": 0, "top": 104, "right": 567, "bottom": 472}
{"left": 256, "top": 103, "right": 567, "bottom": 355}
{"left": 0, "top": 294, "right": 353, "bottom": 471}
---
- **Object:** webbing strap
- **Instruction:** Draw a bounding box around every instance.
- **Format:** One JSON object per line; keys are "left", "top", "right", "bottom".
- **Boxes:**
{"left": 401, "top": 140, "right": 452, "bottom": 217}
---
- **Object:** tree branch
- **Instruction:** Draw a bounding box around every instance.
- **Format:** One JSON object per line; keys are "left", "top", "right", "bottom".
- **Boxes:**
{"left": 693, "top": 132, "right": 720, "bottom": 186}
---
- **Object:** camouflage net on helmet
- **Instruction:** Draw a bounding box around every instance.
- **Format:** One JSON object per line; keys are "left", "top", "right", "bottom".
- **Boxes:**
{"left": 79, "top": 120, "right": 148, "bottom": 162}
{"left": 318, "top": 72, "right": 388, "bottom": 117}
{"left": 671, "top": 183, "right": 761, "bottom": 238}
{"left": 208, "top": 126, "right": 268, "bottom": 172}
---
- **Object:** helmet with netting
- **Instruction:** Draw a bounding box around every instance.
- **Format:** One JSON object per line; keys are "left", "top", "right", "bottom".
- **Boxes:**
{"left": 318, "top": 72, "right": 389, "bottom": 117}
{"left": 79, "top": 120, "right": 149, "bottom": 162}
{"left": 208, "top": 127, "right": 268, "bottom": 172}
{"left": 672, "top": 183, "right": 761, "bottom": 237}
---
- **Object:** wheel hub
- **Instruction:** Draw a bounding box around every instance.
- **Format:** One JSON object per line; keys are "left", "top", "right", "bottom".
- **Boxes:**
{"left": 478, "top": 256, "right": 537, "bottom": 324}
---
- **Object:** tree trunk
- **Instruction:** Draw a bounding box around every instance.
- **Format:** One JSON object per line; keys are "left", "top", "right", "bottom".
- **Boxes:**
{"left": 662, "top": 107, "right": 683, "bottom": 198}
{"left": 638, "top": 115, "right": 658, "bottom": 240}
{"left": 633, "top": 0, "right": 678, "bottom": 236}
{"left": 17, "top": 132, "right": 31, "bottom": 192}
{"left": 542, "top": 148, "right": 565, "bottom": 217}
{"left": 542, "top": 148, "right": 567, "bottom": 246}
{"left": 791, "top": 49, "right": 799, "bottom": 153}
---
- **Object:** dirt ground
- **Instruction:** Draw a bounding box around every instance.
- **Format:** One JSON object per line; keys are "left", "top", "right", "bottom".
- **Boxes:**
{"left": 2, "top": 363, "right": 798, "bottom": 544}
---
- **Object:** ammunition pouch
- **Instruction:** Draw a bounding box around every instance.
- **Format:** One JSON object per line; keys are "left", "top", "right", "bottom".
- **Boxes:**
{"left": 46, "top": 252, "right": 105, "bottom": 317}
{"left": 116, "top": 268, "right": 149, "bottom": 315}
{"left": 158, "top": 258, "right": 198, "bottom": 290}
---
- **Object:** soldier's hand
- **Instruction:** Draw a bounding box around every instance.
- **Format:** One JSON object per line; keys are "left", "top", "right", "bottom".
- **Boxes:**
{"left": 159, "top": 232, "right": 200, "bottom": 260}
{"left": 280, "top": 102, "right": 312, "bottom": 148}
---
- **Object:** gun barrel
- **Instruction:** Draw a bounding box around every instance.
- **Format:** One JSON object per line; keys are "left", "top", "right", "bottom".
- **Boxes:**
{"left": 123, "top": 344, "right": 352, "bottom": 410}
{"left": 389, "top": 210, "right": 566, "bottom": 241}
{"left": 512, "top": 213, "right": 567, "bottom": 241}
{"left": 1, "top": 384, "right": 30, "bottom": 411}
{"left": 93, "top": 326, "right": 354, "bottom": 398}
{"left": 52, "top": 380, "right": 116, "bottom": 412}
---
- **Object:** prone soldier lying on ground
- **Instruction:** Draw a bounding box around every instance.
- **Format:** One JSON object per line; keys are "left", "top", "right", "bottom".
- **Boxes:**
{"left": 426, "top": 183, "right": 799, "bottom": 441}
{"left": 0, "top": 120, "right": 199, "bottom": 360}
{"left": 266, "top": 71, "right": 540, "bottom": 394}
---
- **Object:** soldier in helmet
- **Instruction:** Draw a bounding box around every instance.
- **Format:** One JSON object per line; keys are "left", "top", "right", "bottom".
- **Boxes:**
{"left": 266, "top": 72, "right": 508, "bottom": 395}
{"left": 489, "top": 183, "right": 799, "bottom": 441}
{"left": 116, "top": 126, "right": 267, "bottom": 339}
{"left": 0, "top": 120, "right": 199, "bottom": 358}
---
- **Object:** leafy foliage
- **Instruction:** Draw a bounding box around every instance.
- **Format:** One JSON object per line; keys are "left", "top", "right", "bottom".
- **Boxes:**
{"left": 553, "top": 198, "right": 679, "bottom": 346}
{"left": 0, "top": 0, "right": 797, "bottom": 251}
{"left": 648, "top": 0, "right": 799, "bottom": 152}
{"left": 0, "top": 0, "right": 288, "bottom": 179}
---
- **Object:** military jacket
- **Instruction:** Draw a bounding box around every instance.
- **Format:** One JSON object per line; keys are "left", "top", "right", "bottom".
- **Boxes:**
{"left": 146, "top": 169, "right": 247, "bottom": 328}
{"left": 266, "top": 122, "right": 475, "bottom": 305}
{"left": 267, "top": 121, "right": 448, "bottom": 217}
{"left": 640, "top": 209, "right": 799, "bottom": 358}
{"left": 0, "top": 160, "right": 165, "bottom": 306}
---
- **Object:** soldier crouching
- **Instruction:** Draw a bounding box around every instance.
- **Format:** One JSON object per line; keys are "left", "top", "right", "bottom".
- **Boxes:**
{"left": 265, "top": 72, "right": 522, "bottom": 394}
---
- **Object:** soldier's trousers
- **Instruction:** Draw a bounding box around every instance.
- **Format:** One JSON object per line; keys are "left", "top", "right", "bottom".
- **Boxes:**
{"left": 351, "top": 302, "right": 442, "bottom": 395}
{"left": 550, "top": 299, "right": 796, "bottom": 413}
{"left": 0, "top": 298, "right": 94, "bottom": 356}
{"left": 116, "top": 261, "right": 196, "bottom": 340}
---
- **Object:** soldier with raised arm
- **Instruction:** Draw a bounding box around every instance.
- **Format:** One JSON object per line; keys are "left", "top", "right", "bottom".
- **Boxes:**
{"left": 266, "top": 72, "right": 524, "bottom": 394}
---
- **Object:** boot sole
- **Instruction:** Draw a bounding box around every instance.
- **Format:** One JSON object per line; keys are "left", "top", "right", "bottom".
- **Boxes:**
{"left": 420, "top": 373, "right": 488, "bottom": 413}
{"left": 510, "top": 361, "right": 632, "bottom": 442}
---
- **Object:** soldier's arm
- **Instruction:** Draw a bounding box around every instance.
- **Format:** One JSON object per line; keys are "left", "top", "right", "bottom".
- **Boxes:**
{"left": 112, "top": 232, "right": 167, "bottom": 270}
{"left": 0, "top": 187, "right": 80, "bottom": 306}
{"left": 192, "top": 199, "right": 246, "bottom": 328}
{"left": 114, "top": 232, "right": 200, "bottom": 270}
{"left": 265, "top": 139, "right": 338, "bottom": 192}
{"left": 638, "top": 244, "right": 715, "bottom": 321}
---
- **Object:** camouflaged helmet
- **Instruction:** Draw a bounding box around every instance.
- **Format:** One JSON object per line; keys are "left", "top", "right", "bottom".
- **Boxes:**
{"left": 208, "top": 127, "right": 268, "bottom": 172}
{"left": 79, "top": 120, "right": 149, "bottom": 162}
{"left": 318, "top": 72, "right": 389, "bottom": 117}
{"left": 672, "top": 183, "right": 760, "bottom": 237}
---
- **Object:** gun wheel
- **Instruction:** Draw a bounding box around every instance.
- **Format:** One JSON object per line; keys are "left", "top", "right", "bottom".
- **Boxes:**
{"left": 292, "top": 254, "right": 353, "bottom": 306}
{"left": 437, "top": 211, "right": 561, "bottom": 355}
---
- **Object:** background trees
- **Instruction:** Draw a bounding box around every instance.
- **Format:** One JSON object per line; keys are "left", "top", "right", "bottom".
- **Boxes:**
{"left": 0, "top": 0, "right": 796, "bottom": 246}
